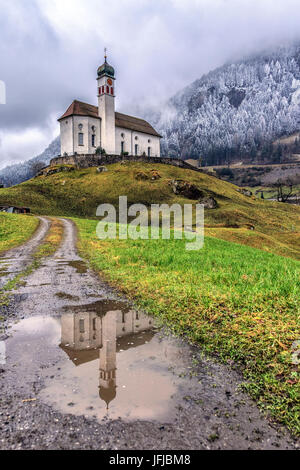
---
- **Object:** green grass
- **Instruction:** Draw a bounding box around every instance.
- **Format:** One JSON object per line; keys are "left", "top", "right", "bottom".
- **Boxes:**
{"left": 0, "top": 162, "right": 299, "bottom": 259}
{"left": 0, "top": 213, "right": 39, "bottom": 254}
{"left": 248, "top": 184, "right": 300, "bottom": 200}
{"left": 74, "top": 217, "right": 300, "bottom": 436}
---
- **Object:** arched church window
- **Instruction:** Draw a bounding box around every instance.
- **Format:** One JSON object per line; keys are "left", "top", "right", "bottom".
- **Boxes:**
{"left": 78, "top": 133, "right": 84, "bottom": 146}
{"left": 79, "top": 319, "right": 85, "bottom": 333}
{"left": 148, "top": 147, "right": 151, "bottom": 157}
{"left": 91, "top": 134, "right": 95, "bottom": 147}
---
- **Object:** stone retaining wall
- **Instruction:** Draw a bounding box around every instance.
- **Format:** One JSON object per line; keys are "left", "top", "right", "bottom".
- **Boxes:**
{"left": 50, "top": 154, "right": 203, "bottom": 173}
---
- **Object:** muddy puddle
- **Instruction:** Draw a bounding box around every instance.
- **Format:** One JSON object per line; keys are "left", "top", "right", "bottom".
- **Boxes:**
{"left": 4, "top": 299, "right": 193, "bottom": 423}
{"left": 56, "top": 260, "right": 88, "bottom": 274}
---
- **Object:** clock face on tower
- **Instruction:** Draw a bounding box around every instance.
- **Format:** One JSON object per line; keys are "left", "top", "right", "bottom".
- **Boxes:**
{"left": 107, "top": 78, "right": 112, "bottom": 86}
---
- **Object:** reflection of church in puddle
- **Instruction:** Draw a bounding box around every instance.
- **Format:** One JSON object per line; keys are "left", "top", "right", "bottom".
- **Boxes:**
{"left": 60, "top": 300, "right": 154, "bottom": 409}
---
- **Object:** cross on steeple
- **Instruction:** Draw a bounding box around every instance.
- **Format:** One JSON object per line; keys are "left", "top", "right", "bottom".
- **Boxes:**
{"left": 104, "top": 47, "right": 107, "bottom": 62}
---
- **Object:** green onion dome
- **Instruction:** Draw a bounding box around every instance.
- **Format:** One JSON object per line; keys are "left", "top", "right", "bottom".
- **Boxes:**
{"left": 97, "top": 59, "right": 115, "bottom": 78}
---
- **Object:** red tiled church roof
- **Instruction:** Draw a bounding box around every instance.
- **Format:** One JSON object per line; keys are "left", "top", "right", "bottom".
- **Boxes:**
{"left": 58, "top": 100, "right": 162, "bottom": 138}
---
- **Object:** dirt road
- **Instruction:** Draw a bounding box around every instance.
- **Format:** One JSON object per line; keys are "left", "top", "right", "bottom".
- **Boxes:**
{"left": 0, "top": 217, "right": 51, "bottom": 288}
{"left": 0, "top": 218, "right": 298, "bottom": 450}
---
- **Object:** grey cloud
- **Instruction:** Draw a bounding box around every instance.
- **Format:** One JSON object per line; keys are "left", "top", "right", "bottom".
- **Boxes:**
{"left": 1, "top": 0, "right": 300, "bottom": 167}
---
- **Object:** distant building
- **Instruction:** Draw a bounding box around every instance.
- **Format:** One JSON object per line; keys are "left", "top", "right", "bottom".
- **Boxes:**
{"left": 0, "top": 206, "right": 30, "bottom": 214}
{"left": 58, "top": 51, "right": 161, "bottom": 158}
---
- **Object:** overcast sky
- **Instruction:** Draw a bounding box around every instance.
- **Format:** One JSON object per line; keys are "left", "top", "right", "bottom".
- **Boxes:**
{"left": 1, "top": 0, "right": 300, "bottom": 169}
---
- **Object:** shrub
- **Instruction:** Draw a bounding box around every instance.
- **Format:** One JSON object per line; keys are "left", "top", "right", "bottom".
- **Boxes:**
{"left": 218, "top": 168, "right": 234, "bottom": 178}
{"left": 96, "top": 147, "right": 106, "bottom": 156}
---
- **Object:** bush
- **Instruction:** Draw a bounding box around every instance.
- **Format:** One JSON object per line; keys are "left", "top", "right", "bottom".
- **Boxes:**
{"left": 217, "top": 168, "right": 234, "bottom": 178}
{"left": 96, "top": 147, "right": 106, "bottom": 156}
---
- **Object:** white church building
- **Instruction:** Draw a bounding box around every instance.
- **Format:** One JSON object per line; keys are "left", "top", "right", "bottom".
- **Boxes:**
{"left": 58, "top": 53, "right": 161, "bottom": 157}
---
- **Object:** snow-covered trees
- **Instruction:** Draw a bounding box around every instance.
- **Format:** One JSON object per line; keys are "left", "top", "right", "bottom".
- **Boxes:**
{"left": 0, "top": 136, "right": 60, "bottom": 187}
{"left": 153, "top": 44, "right": 300, "bottom": 165}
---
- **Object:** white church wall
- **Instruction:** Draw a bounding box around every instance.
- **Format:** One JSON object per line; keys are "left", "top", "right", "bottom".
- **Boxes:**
{"left": 115, "top": 127, "right": 132, "bottom": 155}
{"left": 116, "top": 127, "right": 160, "bottom": 157}
{"left": 60, "top": 117, "right": 74, "bottom": 156}
{"left": 73, "top": 116, "right": 100, "bottom": 155}
{"left": 88, "top": 117, "right": 101, "bottom": 153}
{"left": 60, "top": 313, "right": 75, "bottom": 345}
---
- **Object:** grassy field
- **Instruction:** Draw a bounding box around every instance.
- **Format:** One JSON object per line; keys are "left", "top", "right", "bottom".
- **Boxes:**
{"left": 249, "top": 184, "right": 300, "bottom": 201}
{"left": 74, "top": 217, "right": 300, "bottom": 435}
{"left": 0, "top": 162, "right": 299, "bottom": 259}
{"left": 0, "top": 213, "right": 39, "bottom": 254}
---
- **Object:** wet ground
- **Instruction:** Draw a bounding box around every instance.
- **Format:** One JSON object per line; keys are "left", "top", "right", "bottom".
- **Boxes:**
{"left": 0, "top": 217, "right": 50, "bottom": 288}
{"left": 0, "top": 218, "right": 298, "bottom": 450}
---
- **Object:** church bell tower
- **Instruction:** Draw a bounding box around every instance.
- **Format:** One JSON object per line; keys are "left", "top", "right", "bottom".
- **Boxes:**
{"left": 97, "top": 49, "right": 116, "bottom": 155}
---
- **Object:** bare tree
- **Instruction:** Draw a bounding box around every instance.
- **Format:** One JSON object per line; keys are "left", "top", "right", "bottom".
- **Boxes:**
{"left": 272, "top": 177, "right": 297, "bottom": 202}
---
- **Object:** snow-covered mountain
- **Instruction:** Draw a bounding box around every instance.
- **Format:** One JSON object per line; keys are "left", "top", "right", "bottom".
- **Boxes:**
{"left": 2, "top": 44, "right": 300, "bottom": 186}
{"left": 150, "top": 44, "right": 300, "bottom": 165}
{"left": 0, "top": 136, "right": 60, "bottom": 187}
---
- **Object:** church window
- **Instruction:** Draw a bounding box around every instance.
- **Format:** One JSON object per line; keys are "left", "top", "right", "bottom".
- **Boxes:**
{"left": 148, "top": 147, "right": 151, "bottom": 157}
{"left": 78, "top": 133, "right": 84, "bottom": 146}
{"left": 92, "top": 134, "right": 95, "bottom": 147}
{"left": 111, "top": 87, "right": 114, "bottom": 95}
{"left": 148, "top": 139, "right": 151, "bottom": 143}
{"left": 79, "top": 319, "right": 85, "bottom": 333}
{"left": 93, "top": 318, "right": 96, "bottom": 331}
{"left": 136, "top": 313, "right": 139, "bottom": 320}
{"left": 121, "top": 141, "right": 125, "bottom": 154}
{"left": 122, "top": 312, "right": 125, "bottom": 323}
{"left": 102, "top": 86, "right": 104, "bottom": 94}
{"left": 135, "top": 144, "right": 138, "bottom": 155}
{"left": 78, "top": 123, "right": 83, "bottom": 130}
{"left": 98, "top": 87, "right": 101, "bottom": 95}
{"left": 106, "top": 85, "right": 109, "bottom": 93}
{"left": 135, "top": 136, "right": 138, "bottom": 140}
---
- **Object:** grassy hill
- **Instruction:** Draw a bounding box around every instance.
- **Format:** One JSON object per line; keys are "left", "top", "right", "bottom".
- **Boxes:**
{"left": 0, "top": 161, "right": 299, "bottom": 259}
